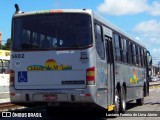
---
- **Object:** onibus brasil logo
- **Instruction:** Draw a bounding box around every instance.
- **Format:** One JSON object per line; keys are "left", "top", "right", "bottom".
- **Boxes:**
{"left": 27, "top": 59, "right": 72, "bottom": 71}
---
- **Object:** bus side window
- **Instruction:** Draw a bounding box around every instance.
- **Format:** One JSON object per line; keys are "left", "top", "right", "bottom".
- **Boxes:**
{"left": 113, "top": 33, "right": 121, "bottom": 61}
{"left": 137, "top": 46, "right": 141, "bottom": 66}
{"left": 140, "top": 48, "right": 144, "bottom": 67}
{"left": 95, "top": 23, "right": 105, "bottom": 60}
{"left": 123, "top": 38, "right": 127, "bottom": 63}
{"left": 127, "top": 41, "right": 132, "bottom": 65}
{"left": 132, "top": 43, "right": 136, "bottom": 66}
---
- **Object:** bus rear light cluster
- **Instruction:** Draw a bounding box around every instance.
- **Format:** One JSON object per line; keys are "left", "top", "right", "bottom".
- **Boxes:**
{"left": 86, "top": 67, "right": 95, "bottom": 85}
{"left": 10, "top": 70, "right": 15, "bottom": 86}
{"left": 10, "top": 93, "right": 15, "bottom": 96}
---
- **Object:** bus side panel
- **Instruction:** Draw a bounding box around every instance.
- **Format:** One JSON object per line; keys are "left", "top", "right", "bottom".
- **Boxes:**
{"left": 115, "top": 63, "right": 144, "bottom": 102}
{"left": 95, "top": 56, "right": 108, "bottom": 109}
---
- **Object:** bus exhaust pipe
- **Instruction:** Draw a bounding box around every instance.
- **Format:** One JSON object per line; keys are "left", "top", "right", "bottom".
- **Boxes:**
{"left": 14, "top": 4, "right": 22, "bottom": 14}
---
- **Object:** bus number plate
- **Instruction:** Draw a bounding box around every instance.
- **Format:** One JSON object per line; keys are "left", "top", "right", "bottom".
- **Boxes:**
{"left": 43, "top": 94, "right": 57, "bottom": 101}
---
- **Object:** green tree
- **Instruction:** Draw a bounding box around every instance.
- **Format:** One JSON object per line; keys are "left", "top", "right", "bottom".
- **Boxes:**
{"left": 3, "top": 38, "right": 11, "bottom": 50}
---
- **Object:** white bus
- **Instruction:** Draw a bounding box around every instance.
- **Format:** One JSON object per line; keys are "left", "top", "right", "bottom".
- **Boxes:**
{"left": 10, "top": 6, "right": 152, "bottom": 114}
{"left": 0, "top": 50, "right": 10, "bottom": 94}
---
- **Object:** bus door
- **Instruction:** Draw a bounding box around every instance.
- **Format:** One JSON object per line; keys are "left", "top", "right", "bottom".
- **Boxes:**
{"left": 146, "top": 51, "right": 152, "bottom": 96}
{"left": 103, "top": 27, "right": 114, "bottom": 105}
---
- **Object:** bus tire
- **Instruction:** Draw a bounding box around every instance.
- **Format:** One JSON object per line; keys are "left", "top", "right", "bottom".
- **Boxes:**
{"left": 114, "top": 89, "right": 120, "bottom": 113}
{"left": 120, "top": 87, "right": 126, "bottom": 113}
{"left": 144, "top": 83, "right": 147, "bottom": 97}
{"left": 136, "top": 97, "right": 144, "bottom": 105}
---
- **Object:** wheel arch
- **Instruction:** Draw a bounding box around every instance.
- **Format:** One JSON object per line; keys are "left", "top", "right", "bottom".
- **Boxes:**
{"left": 122, "top": 82, "right": 127, "bottom": 95}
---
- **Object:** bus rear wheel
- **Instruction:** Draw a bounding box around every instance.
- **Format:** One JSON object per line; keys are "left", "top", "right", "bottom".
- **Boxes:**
{"left": 136, "top": 98, "right": 144, "bottom": 105}
{"left": 120, "top": 87, "right": 126, "bottom": 113}
{"left": 114, "top": 89, "right": 120, "bottom": 113}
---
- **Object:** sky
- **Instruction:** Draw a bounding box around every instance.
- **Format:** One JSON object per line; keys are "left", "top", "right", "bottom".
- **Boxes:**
{"left": 0, "top": 0, "right": 160, "bottom": 64}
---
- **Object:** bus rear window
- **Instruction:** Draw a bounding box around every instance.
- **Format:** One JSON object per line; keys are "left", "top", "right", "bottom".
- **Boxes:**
{"left": 12, "top": 13, "right": 92, "bottom": 50}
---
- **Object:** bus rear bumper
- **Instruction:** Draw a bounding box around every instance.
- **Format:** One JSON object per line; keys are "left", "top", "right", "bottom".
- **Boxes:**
{"left": 10, "top": 90, "right": 94, "bottom": 104}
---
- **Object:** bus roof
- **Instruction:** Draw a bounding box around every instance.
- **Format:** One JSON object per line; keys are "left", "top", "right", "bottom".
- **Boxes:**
{"left": 13, "top": 9, "right": 92, "bottom": 17}
{"left": 13, "top": 9, "right": 146, "bottom": 49}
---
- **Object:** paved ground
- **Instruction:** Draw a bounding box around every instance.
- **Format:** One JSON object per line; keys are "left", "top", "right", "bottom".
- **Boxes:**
{"left": 0, "top": 93, "right": 10, "bottom": 103}
{"left": 1, "top": 81, "right": 160, "bottom": 119}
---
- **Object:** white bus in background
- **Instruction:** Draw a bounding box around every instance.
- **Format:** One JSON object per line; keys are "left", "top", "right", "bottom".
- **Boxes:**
{"left": 10, "top": 5, "right": 152, "bottom": 115}
{"left": 0, "top": 50, "right": 10, "bottom": 94}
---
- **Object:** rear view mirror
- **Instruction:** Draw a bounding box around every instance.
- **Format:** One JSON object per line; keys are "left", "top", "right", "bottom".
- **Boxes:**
{"left": 147, "top": 55, "right": 152, "bottom": 65}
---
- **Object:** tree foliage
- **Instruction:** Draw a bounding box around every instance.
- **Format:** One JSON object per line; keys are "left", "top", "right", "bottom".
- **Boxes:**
{"left": 1, "top": 38, "right": 11, "bottom": 50}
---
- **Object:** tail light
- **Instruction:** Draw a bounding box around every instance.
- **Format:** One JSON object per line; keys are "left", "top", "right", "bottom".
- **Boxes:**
{"left": 10, "top": 70, "right": 15, "bottom": 86}
{"left": 86, "top": 67, "right": 95, "bottom": 85}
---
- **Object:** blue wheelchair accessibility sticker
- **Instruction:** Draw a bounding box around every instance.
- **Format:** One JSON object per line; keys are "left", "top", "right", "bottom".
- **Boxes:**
{"left": 18, "top": 71, "right": 27, "bottom": 82}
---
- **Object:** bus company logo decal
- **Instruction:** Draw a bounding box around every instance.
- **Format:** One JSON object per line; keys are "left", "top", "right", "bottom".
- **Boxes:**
{"left": 27, "top": 59, "right": 72, "bottom": 71}
{"left": 129, "top": 68, "right": 139, "bottom": 84}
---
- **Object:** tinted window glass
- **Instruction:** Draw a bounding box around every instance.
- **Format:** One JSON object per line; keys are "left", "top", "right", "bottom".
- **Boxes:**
{"left": 114, "top": 34, "right": 120, "bottom": 48}
{"left": 95, "top": 24, "right": 105, "bottom": 60}
{"left": 128, "top": 41, "right": 132, "bottom": 64}
{"left": 114, "top": 34, "right": 121, "bottom": 61}
{"left": 123, "top": 38, "right": 127, "bottom": 63}
{"left": 12, "top": 13, "right": 92, "bottom": 50}
{"left": 132, "top": 44, "right": 136, "bottom": 65}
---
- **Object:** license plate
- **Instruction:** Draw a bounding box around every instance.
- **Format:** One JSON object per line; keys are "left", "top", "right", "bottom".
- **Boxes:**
{"left": 43, "top": 94, "right": 57, "bottom": 101}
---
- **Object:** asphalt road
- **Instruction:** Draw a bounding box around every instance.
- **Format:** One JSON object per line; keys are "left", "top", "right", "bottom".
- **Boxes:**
{"left": 105, "top": 86, "right": 160, "bottom": 120}
{"left": 1, "top": 84, "right": 160, "bottom": 120}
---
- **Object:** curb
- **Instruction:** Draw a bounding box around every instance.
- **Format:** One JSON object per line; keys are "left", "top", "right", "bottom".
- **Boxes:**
{"left": 149, "top": 83, "right": 160, "bottom": 89}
